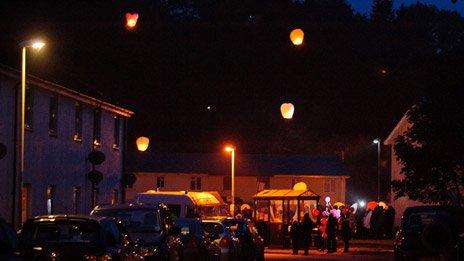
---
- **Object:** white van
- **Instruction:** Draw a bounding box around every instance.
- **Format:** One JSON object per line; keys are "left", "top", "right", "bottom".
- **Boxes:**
{"left": 135, "top": 190, "right": 229, "bottom": 218}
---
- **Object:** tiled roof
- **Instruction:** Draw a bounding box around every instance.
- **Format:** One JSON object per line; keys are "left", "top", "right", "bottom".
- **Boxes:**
{"left": 129, "top": 153, "right": 346, "bottom": 177}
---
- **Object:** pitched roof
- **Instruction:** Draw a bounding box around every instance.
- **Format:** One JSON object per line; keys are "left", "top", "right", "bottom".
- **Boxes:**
{"left": 130, "top": 153, "right": 346, "bottom": 177}
{"left": 0, "top": 63, "right": 133, "bottom": 117}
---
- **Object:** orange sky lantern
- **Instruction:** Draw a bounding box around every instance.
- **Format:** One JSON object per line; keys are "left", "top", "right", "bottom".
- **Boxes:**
{"left": 125, "top": 13, "right": 139, "bottom": 29}
{"left": 136, "top": 136, "right": 149, "bottom": 151}
{"left": 290, "top": 28, "right": 304, "bottom": 46}
{"left": 280, "top": 103, "right": 295, "bottom": 119}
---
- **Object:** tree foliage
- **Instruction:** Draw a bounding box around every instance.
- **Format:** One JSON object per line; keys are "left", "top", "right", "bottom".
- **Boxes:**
{"left": 391, "top": 85, "right": 464, "bottom": 207}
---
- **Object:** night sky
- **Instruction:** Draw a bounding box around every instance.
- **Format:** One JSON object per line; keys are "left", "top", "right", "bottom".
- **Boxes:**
{"left": 0, "top": 0, "right": 462, "bottom": 156}
{"left": 348, "top": 0, "right": 464, "bottom": 14}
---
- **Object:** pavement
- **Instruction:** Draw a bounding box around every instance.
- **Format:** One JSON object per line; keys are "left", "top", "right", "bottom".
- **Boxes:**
{"left": 265, "top": 240, "right": 394, "bottom": 260}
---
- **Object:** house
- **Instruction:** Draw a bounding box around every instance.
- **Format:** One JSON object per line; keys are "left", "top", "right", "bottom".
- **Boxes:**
{"left": 0, "top": 64, "right": 133, "bottom": 226}
{"left": 125, "top": 153, "right": 348, "bottom": 205}
{"left": 384, "top": 112, "right": 422, "bottom": 226}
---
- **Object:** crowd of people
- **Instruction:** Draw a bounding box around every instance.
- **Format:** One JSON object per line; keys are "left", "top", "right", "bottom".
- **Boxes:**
{"left": 288, "top": 202, "right": 395, "bottom": 255}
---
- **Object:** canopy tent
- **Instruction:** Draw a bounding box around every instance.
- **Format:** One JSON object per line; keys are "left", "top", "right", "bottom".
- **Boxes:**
{"left": 252, "top": 189, "right": 320, "bottom": 200}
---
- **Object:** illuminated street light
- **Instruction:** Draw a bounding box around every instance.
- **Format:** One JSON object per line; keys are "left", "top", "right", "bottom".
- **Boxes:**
{"left": 224, "top": 145, "right": 235, "bottom": 216}
{"left": 290, "top": 28, "right": 304, "bottom": 46}
{"left": 359, "top": 200, "right": 366, "bottom": 208}
{"left": 16, "top": 39, "right": 45, "bottom": 225}
{"left": 373, "top": 138, "right": 381, "bottom": 201}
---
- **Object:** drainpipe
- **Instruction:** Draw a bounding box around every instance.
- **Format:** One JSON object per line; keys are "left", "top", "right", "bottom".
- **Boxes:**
{"left": 11, "top": 84, "right": 18, "bottom": 226}
{"left": 121, "top": 117, "right": 128, "bottom": 203}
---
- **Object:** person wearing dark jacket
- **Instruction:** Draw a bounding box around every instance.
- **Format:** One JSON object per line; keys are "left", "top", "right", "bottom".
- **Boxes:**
{"left": 301, "top": 213, "right": 314, "bottom": 255}
{"left": 326, "top": 212, "right": 338, "bottom": 253}
{"left": 340, "top": 211, "right": 352, "bottom": 252}
{"left": 290, "top": 220, "right": 299, "bottom": 255}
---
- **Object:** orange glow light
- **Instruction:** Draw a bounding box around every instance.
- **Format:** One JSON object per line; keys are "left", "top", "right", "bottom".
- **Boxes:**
{"left": 126, "top": 13, "right": 139, "bottom": 29}
{"left": 290, "top": 28, "right": 304, "bottom": 46}
{"left": 224, "top": 146, "right": 234, "bottom": 152}
{"left": 136, "top": 136, "right": 149, "bottom": 151}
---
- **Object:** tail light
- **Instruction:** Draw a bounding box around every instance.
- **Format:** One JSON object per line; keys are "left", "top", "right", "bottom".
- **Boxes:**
{"left": 219, "top": 236, "right": 231, "bottom": 248}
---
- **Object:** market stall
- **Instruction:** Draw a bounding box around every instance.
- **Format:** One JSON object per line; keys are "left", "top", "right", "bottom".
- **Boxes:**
{"left": 252, "top": 188, "right": 320, "bottom": 247}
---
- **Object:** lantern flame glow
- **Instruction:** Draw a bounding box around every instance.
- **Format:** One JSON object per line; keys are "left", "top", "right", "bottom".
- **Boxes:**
{"left": 280, "top": 103, "right": 295, "bottom": 119}
{"left": 136, "top": 136, "right": 149, "bottom": 151}
{"left": 126, "top": 13, "right": 139, "bottom": 29}
{"left": 290, "top": 28, "right": 304, "bottom": 46}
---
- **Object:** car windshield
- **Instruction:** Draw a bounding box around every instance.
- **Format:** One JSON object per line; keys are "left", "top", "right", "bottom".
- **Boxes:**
{"left": 202, "top": 222, "right": 224, "bottom": 235}
{"left": 93, "top": 208, "right": 161, "bottom": 233}
{"left": 23, "top": 220, "right": 100, "bottom": 244}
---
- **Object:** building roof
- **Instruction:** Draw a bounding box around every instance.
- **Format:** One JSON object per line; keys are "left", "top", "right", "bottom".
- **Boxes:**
{"left": 384, "top": 111, "right": 409, "bottom": 145}
{"left": 253, "top": 189, "right": 320, "bottom": 200}
{"left": 131, "top": 152, "right": 346, "bottom": 177}
{"left": 0, "top": 63, "right": 133, "bottom": 117}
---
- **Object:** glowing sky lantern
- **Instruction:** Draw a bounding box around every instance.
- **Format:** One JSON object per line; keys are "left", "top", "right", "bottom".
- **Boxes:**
{"left": 280, "top": 103, "right": 294, "bottom": 119}
{"left": 136, "top": 136, "right": 149, "bottom": 151}
{"left": 125, "top": 13, "right": 139, "bottom": 29}
{"left": 290, "top": 28, "right": 304, "bottom": 46}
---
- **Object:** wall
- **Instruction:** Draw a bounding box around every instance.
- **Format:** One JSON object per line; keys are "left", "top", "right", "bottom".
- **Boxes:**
{"left": 0, "top": 75, "right": 126, "bottom": 223}
{"left": 127, "top": 172, "right": 347, "bottom": 206}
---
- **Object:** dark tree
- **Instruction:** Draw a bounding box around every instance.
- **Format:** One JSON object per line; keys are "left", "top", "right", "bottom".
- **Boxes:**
{"left": 371, "top": 0, "right": 394, "bottom": 27}
{"left": 391, "top": 86, "right": 464, "bottom": 207}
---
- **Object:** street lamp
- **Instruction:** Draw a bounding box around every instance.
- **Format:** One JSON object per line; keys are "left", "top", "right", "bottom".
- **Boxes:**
{"left": 373, "top": 138, "right": 381, "bottom": 201}
{"left": 224, "top": 145, "right": 235, "bottom": 216}
{"left": 17, "top": 39, "right": 45, "bottom": 225}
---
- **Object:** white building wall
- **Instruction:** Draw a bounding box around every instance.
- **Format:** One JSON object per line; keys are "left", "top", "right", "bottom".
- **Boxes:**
{"left": 0, "top": 73, "right": 128, "bottom": 223}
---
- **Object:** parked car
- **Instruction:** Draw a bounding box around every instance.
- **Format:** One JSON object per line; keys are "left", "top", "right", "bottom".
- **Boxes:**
{"left": 201, "top": 219, "right": 240, "bottom": 261}
{"left": 173, "top": 218, "right": 221, "bottom": 261}
{"left": 0, "top": 218, "right": 20, "bottom": 260}
{"left": 222, "top": 218, "right": 264, "bottom": 261}
{"left": 91, "top": 203, "right": 183, "bottom": 260}
{"left": 18, "top": 215, "right": 133, "bottom": 260}
{"left": 394, "top": 205, "right": 464, "bottom": 261}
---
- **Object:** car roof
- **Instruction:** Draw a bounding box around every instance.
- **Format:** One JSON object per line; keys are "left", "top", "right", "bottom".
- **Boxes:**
{"left": 29, "top": 214, "right": 107, "bottom": 223}
{"left": 92, "top": 203, "right": 165, "bottom": 211}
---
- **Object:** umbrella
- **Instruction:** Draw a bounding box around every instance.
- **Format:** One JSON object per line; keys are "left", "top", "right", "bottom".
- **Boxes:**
{"left": 240, "top": 204, "right": 251, "bottom": 211}
{"left": 333, "top": 202, "right": 345, "bottom": 208}
{"left": 350, "top": 203, "right": 358, "bottom": 214}
{"left": 367, "top": 201, "right": 378, "bottom": 210}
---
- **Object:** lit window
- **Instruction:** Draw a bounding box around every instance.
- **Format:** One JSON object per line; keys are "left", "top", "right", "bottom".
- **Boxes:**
{"left": 74, "top": 103, "right": 82, "bottom": 141}
{"left": 47, "top": 185, "right": 55, "bottom": 215}
{"left": 112, "top": 189, "right": 119, "bottom": 205}
{"left": 93, "top": 108, "right": 101, "bottom": 146}
{"left": 49, "top": 94, "right": 58, "bottom": 136}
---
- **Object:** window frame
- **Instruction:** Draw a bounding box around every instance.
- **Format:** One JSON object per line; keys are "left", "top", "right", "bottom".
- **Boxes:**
{"left": 113, "top": 116, "right": 120, "bottom": 149}
{"left": 74, "top": 102, "right": 83, "bottom": 142}
{"left": 93, "top": 108, "right": 101, "bottom": 146}
{"left": 48, "top": 94, "right": 58, "bottom": 137}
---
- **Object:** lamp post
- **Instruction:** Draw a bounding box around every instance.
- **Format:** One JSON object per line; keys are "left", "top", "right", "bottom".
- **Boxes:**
{"left": 373, "top": 138, "right": 381, "bottom": 201}
{"left": 225, "top": 145, "right": 235, "bottom": 216}
{"left": 16, "top": 39, "right": 45, "bottom": 226}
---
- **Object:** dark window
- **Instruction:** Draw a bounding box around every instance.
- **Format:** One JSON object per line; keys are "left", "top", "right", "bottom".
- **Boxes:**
{"left": 223, "top": 176, "right": 231, "bottom": 190}
{"left": 25, "top": 85, "right": 33, "bottom": 129}
{"left": 73, "top": 186, "right": 81, "bottom": 214}
{"left": 113, "top": 116, "right": 120, "bottom": 149}
{"left": 49, "top": 94, "right": 58, "bottom": 136}
{"left": 93, "top": 108, "right": 101, "bottom": 146}
{"left": 190, "top": 177, "right": 201, "bottom": 190}
{"left": 47, "top": 185, "right": 55, "bottom": 215}
{"left": 157, "top": 177, "right": 165, "bottom": 188}
{"left": 74, "top": 103, "right": 82, "bottom": 141}
{"left": 257, "top": 176, "right": 270, "bottom": 190}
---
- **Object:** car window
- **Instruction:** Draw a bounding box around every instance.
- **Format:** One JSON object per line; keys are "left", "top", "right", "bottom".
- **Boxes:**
{"left": 94, "top": 209, "right": 161, "bottom": 233}
{"left": 202, "top": 222, "right": 223, "bottom": 235}
{"left": 23, "top": 221, "right": 100, "bottom": 243}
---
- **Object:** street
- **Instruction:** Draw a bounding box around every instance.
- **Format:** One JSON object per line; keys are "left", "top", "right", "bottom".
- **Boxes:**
{"left": 264, "top": 240, "right": 393, "bottom": 260}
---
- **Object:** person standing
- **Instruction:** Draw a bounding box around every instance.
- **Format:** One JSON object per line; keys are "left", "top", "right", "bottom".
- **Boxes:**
{"left": 340, "top": 210, "right": 352, "bottom": 252}
{"left": 301, "top": 213, "right": 314, "bottom": 255}
{"left": 326, "top": 212, "right": 338, "bottom": 253}
{"left": 290, "top": 220, "right": 299, "bottom": 255}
